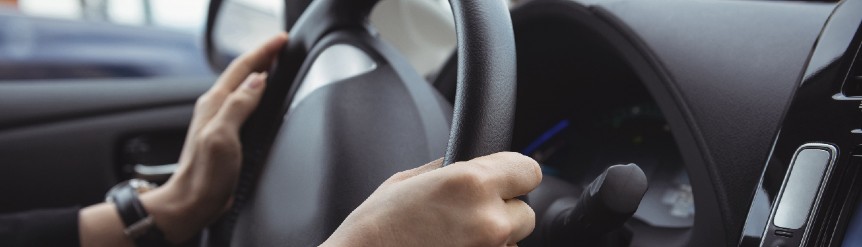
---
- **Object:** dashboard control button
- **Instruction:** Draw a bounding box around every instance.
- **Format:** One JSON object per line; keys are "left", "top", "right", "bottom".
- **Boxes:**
{"left": 773, "top": 145, "right": 836, "bottom": 229}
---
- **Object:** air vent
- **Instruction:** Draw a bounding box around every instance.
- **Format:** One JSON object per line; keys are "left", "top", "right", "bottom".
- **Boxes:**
{"left": 843, "top": 44, "right": 862, "bottom": 96}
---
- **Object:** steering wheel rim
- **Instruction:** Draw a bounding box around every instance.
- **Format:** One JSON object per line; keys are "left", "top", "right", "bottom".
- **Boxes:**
{"left": 204, "top": 0, "right": 517, "bottom": 245}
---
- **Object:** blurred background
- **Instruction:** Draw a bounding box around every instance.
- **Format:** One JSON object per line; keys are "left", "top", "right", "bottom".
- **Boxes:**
{"left": 0, "top": 0, "right": 459, "bottom": 81}
{"left": 0, "top": 0, "right": 280, "bottom": 80}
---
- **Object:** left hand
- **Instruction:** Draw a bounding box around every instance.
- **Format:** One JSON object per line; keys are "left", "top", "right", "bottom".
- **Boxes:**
{"left": 80, "top": 33, "right": 288, "bottom": 247}
{"left": 140, "top": 33, "right": 287, "bottom": 244}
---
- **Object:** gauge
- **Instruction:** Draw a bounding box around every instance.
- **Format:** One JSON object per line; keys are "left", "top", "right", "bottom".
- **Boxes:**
{"left": 521, "top": 102, "right": 694, "bottom": 228}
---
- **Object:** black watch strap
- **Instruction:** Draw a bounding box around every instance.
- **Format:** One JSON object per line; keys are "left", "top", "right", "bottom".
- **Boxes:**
{"left": 111, "top": 181, "right": 172, "bottom": 247}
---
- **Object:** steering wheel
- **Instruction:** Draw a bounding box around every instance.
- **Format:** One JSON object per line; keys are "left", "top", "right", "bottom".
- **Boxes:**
{"left": 204, "top": 0, "right": 516, "bottom": 245}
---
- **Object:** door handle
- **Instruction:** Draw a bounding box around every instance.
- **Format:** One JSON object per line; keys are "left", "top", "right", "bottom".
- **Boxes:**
{"left": 119, "top": 131, "right": 185, "bottom": 183}
{"left": 133, "top": 163, "right": 178, "bottom": 182}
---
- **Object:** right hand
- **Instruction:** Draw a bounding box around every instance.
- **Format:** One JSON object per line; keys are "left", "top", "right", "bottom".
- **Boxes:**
{"left": 321, "top": 152, "right": 543, "bottom": 247}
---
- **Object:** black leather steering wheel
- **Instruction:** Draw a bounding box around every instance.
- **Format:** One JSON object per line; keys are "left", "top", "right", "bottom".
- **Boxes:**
{"left": 204, "top": 0, "right": 516, "bottom": 246}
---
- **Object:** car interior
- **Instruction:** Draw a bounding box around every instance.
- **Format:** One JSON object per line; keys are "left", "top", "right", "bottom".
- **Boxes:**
{"left": 1, "top": 0, "right": 862, "bottom": 246}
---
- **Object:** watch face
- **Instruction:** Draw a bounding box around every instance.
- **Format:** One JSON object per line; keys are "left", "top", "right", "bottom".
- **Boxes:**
{"left": 104, "top": 179, "right": 158, "bottom": 202}
{"left": 129, "top": 178, "right": 157, "bottom": 194}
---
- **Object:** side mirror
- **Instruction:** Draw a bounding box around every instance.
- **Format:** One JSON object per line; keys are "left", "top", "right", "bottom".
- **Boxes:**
{"left": 207, "top": 0, "right": 284, "bottom": 71}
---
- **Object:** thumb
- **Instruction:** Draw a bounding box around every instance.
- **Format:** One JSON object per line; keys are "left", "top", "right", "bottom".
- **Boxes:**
{"left": 381, "top": 158, "right": 444, "bottom": 187}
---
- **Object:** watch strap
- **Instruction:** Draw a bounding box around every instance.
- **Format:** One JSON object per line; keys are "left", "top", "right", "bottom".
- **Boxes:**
{"left": 110, "top": 182, "right": 172, "bottom": 247}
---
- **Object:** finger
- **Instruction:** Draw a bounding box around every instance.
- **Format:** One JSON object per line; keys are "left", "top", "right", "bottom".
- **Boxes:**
{"left": 504, "top": 198, "right": 535, "bottom": 245}
{"left": 448, "top": 152, "right": 542, "bottom": 199}
{"left": 211, "top": 72, "right": 268, "bottom": 130}
{"left": 189, "top": 90, "right": 229, "bottom": 131}
{"left": 381, "top": 158, "right": 444, "bottom": 187}
{"left": 213, "top": 33, "right": 287, "bottom": 93}
{"left": 186, "top": 32, "right": 284, "bottom": 141}
{"left": 178, "top": 88, "right": 231, "bottom": 165}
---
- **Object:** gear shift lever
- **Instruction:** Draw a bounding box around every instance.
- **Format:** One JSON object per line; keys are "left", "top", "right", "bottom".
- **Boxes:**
{"left": 543, "top": 163, "right": 648, "bottom": 246}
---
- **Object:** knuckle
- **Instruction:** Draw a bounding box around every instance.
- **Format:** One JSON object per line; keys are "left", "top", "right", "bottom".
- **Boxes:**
{"left": 474, "top": 215, "right": 511, "bottom": 245}
{"left": 446, "top": 167, "right": 488, "bottom": 192}
{"left": 499, "top": 151, "right": 542, "bottom": 185}
{"left": 197, "top": 125, "right": 237, "bottom": 153}
{"left": 226, "top": 94, "right": 255, "bottom": 110}
{"left": 434, "top": 169, "right": 490, "bottom": 201}
{"left": 527, "top": 161, "right": 542, "bottom": 187}
{"left": 514, "top": 200, "right": 537, "bottom": 226}
{"left": 524, "top": 203, "right": 537, "bottom": 221}
{"left": 195, "top": 91, "right": 225, "bottom": 111}
{"left": 522, "top": 156, "right": 541, "bottom": 173}
{"left": 194, "top": 94, "right": 212, "bottom": 110}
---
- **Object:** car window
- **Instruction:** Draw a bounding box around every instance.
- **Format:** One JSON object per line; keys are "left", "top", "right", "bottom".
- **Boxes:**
{"left": 0, "top": 0, "right": 509, "bottom": 82}
{"left": 0, "top": 0, "right": 282, "bottom": 81}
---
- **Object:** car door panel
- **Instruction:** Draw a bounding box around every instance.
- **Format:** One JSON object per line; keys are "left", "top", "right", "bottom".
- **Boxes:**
{"left": 0, "top": 77, "right": 212, "bottom": 213}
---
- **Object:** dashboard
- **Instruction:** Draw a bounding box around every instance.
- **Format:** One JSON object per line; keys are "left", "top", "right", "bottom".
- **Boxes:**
{"left": 518, "top": 102, "right": 695, "bottom": 226}
{"left": 404, "top": 0, "right": 861, "bottom": 246}
{"left": 738, "top": 0, "right": 862, "bottom": 245}
{"left": 506, "top": 2, "right": 696, "bottom": 244}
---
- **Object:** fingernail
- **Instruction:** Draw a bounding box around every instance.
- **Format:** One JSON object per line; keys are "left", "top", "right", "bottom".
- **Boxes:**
{"left": 247, "top": 72, "right": 266, "bottom": 89}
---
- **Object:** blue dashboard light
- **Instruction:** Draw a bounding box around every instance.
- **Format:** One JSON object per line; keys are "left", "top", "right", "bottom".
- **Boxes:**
{"left": 540, "top": 165, "right": 560, "bottom": 177}
{"left": 521, "top": 119, "right": 570, "bottom": 155}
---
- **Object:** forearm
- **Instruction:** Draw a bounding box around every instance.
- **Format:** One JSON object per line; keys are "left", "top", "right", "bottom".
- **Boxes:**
{"left": 78, "top": 180, "right": 216, "bottom": 247}
{"left": 78, "top": 202, "right": 133, "bottom": 247}
{"left": 0, "top": 207, "right": 81, "bottom": 247}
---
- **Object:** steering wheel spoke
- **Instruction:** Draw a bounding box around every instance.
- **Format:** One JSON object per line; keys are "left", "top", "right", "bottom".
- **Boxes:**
{"left": 204, "top": 1, "right": 517, "bottom": 246}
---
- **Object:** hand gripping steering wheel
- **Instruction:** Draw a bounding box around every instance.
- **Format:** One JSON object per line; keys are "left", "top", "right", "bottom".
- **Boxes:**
{"left": 204, "top": 0, "right": 516, "bottom": 245}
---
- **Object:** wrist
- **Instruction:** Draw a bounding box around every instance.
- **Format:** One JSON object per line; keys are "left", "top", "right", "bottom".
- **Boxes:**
{"left": 321, "top": 219, "right": 387, "bottom": 247}
{"left": 138, "top": 181, "right": 218, "bottom": 244}
{"left": 164, "top": 161, "right": 235, "bottom": 216}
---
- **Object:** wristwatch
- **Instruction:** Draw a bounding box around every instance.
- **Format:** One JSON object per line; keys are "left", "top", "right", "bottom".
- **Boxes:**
{"left": 105, "top": 179, "right": 171, "bottom": 246}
